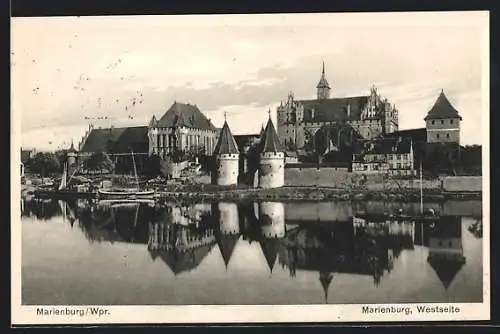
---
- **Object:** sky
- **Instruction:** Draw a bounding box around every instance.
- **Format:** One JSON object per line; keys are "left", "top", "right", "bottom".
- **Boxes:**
{"left": 11, "top": 11, "right": 488, "bottom": 151}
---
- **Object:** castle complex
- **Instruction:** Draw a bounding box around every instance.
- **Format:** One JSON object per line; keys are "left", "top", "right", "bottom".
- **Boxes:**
{"left": 71, "top": 61, "right": 464, "bottom": 188}
{"left": 276, "top": 62, "right": 399, "bottom": 151}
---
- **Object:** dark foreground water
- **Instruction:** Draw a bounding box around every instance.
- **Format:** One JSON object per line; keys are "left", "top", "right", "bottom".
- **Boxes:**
{"left": 20, "top": 197, "right": 483, "bottom": 305}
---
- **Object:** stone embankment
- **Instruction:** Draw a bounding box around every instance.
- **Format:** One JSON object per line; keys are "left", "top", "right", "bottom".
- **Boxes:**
{"left": 155, "top": 185, "right": 481, "bottom": 203}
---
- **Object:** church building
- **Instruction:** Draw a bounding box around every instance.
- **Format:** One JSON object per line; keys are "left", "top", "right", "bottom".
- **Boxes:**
{"left": 277, "top": 62, "right": 399, "bottom": 151}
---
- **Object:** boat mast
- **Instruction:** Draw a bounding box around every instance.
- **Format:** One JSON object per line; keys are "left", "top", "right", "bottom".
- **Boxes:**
{"left": 131, "top": 148, "right": 139, "bottom": 190}
{"left": 58, "top": 161, "right": 67, "bottom": 190}
{"left": 420, "top": 158, "right": 423, "bottom": 214}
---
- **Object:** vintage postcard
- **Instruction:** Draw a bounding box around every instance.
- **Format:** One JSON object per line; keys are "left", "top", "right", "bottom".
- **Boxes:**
{"left": 11, "top": 11, "right": 490, "bottom": 325}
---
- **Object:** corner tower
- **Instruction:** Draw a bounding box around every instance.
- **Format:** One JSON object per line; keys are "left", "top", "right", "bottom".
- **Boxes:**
{"left": 424, "top": 90, "right": 462, "bottom": 144}
{"left": 258, "top": 111, "right": 285, "bottom": 189}
{"left": 212, "top": 115, "right": 240, "bottom": 186}
{"left": 316, "top": 61, "right": 331, "bottom": 100}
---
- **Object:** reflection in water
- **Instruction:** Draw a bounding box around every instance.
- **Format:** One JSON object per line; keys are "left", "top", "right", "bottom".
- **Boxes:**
{"left": 21, "top": 196, "right": 483, "bottom": 305}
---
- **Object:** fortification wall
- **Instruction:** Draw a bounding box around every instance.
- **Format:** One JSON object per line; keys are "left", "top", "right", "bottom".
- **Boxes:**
{"left": 284, "top": 167, "right": 443, "bottom": 191}
{"left": 442, "top": 176, "right": 482, "bottom": 192}
{"left": 284, "top": 167, "right": 351, "bottom": 188}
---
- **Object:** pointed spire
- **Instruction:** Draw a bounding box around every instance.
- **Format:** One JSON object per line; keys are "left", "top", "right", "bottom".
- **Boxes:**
{"left": 213, "top": 120, "right": 239, "bottom": 155}
{"left": 260, "top": 116, "right": 283, "bottom": 153}
{"left": 68, "top": 140, "right": 77, "bottom": 152}
{"left": 316, "top": 61, "right": 330, "bottom": 89}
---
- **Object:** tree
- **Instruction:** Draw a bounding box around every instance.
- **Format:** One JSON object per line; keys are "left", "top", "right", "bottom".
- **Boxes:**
{"left": 160, "top": 155, "right": 174, "bottom": 178}
{"left": 27, "top": 152, "right": 61, "bottom": 176}
{"left": 83, "top": 152, "right": 115, "bottom": 174}
{"left": 143, "top": 154, "right": 162, "bottom": 178}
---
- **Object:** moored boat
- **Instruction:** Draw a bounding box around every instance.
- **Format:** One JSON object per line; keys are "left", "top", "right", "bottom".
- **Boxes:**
{"left": 96, "top": 149, "right": 156, "bottom": 201}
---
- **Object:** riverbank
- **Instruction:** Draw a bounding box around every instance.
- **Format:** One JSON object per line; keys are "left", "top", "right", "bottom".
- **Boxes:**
{"left": 153, "top": 186, "right": 481, "bottom": 203}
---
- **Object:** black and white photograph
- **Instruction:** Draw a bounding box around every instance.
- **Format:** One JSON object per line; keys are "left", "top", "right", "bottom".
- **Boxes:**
{"left": 11, "top": 11, "right": 489, "bottom": 324}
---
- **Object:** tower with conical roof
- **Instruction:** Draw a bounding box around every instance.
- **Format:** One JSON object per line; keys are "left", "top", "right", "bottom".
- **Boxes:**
{"left": 424, "top": 90, "right": 463, "bottom": 144}
{"left": 258, "top": 110, "right": 285, "bottom": 188}
{"left": 316, "top": 61, "right": 331, "bottom": 100}
{"left": 212, "top": 113, "right": 240, "bottom": 186}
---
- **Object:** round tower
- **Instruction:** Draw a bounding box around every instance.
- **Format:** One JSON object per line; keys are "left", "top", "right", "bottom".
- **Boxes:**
{"left": 218, "top": 202, "right": 240, "bottom": 235}
{"left": 258, "top": 111, "right": 285, "bottom": 189}
{"left": 212, "top": 115, "right": 240, "bottom": 186}
{"left": 259, "top": 201, "right": 285, "bottom": 238}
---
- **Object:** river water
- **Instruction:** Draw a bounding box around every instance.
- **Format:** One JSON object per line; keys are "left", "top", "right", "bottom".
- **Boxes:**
{"left": 20, "top": 197, "right": 483, "bottom": 305}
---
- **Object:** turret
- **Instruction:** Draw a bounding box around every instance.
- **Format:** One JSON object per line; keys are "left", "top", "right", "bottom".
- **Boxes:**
{"left": 212, "top": 114, "right": 240, "bottom": 186}
{"left": 316, "top": 61, "right": 331, "bottom": 100}
{"left": 147, "top": 115, "right": 158, "bottom": 155}
{"left": 258, "top": 111, "right": 285, "bottom": 189}
{"left": 67, "top": 141, "right": 78, "bottom": 166}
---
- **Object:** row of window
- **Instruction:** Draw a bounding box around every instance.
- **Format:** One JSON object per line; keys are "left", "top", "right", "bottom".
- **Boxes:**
{"left": 431, "top": 119, "right": 455, "bottom": 125}
{"left": 353, "top": 163, "right": 413, "bottom": 170}
{"left": 436, "top": 133, "right": 451, "bottom": 139}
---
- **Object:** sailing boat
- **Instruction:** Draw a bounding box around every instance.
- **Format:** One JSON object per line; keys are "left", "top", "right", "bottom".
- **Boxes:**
{"left": 97, "top": 149, "right": 155, "bottom": 200}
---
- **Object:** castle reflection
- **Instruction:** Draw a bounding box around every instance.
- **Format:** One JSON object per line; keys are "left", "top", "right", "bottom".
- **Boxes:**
{"left": 21, "top": 196, "right": 476, "bottom": 299}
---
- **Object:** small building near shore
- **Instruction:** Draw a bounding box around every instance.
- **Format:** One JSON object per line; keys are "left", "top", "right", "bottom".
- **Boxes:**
{"left": 352, "top": 137, "right": 416, "bottom": 177}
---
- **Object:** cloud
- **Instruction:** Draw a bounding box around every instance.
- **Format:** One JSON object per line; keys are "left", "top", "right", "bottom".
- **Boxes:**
{"left": 13, "top": 13, "right": 486, "bottom": 149}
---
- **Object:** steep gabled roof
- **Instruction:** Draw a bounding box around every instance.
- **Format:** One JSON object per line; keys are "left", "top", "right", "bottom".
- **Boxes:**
{"left": 424, "top": 90, "right": 462, "bottom": 121}
{"left": 155, "top": 101, "right": 217, "bottom": 130}
{"left": 298, "top": 96, "right": 370, "bottom": 123}
{"left": 80, "top": 126, "right": 149, "bottom": 154}
{"left": 260, "top": 117, "right": 283, "bottom": 153}
{"left": 213, "top": 121, "right": 240, "bottom": 155}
